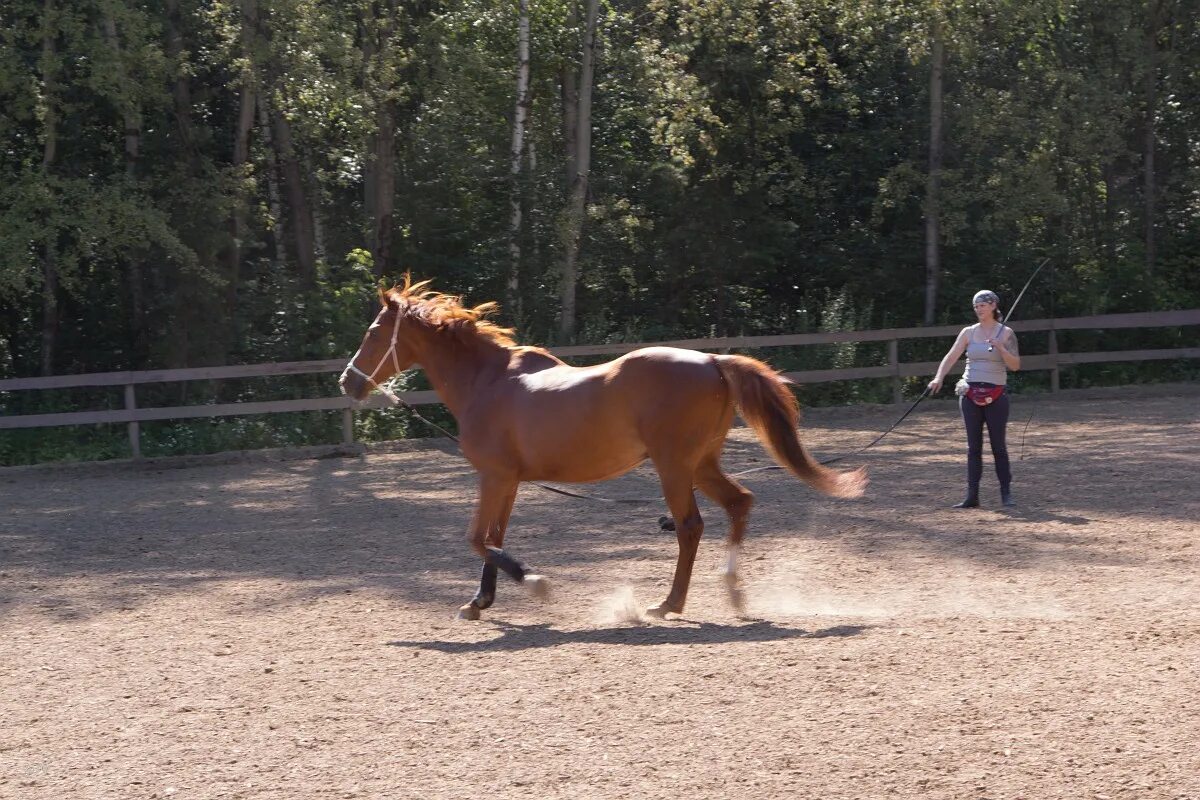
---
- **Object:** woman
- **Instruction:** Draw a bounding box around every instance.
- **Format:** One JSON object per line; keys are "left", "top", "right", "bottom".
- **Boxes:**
{"left": 928, "top": 289, "right": 1021, "bottom": 508}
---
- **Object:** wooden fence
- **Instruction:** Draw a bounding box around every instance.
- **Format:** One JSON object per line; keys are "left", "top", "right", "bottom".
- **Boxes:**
{"left": 2, "top": 309, "right": 1197, "bottom": 458}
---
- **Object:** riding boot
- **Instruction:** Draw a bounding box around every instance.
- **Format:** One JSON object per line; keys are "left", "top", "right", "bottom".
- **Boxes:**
{"left": 952, "top": 486, "right": 980, "bottom": 508}
{"left": 1001, "top": 485, "right": 1015, "bottom": 507}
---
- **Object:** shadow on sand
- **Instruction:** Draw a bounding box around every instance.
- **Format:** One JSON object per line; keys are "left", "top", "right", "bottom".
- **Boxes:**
{"left": 387, "top": 619, "right": 873, "bottom": 653}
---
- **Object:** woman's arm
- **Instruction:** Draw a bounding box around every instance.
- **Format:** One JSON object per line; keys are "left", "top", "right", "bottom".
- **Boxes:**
{"left": 928, "top": 328, "right": 970, "bottom": 392}
{"left": 988, "top": 328, "right": 1021, "bottom": 371}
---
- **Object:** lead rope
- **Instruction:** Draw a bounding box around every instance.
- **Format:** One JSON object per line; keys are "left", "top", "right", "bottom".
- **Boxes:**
{"left": 345, "top": 329, "right": 932, "bottom": 506}
{"left": 383, "top": 382, "right": 932, "bottom": 508}
{"left": 726, "top": 386, "right": 932, "bottom": 477}
{"left": 368, "top": 382, "right": 932, "bottom": 503}
{"left": 1002, "top": 258, "right": 1051, "bottom": 462}
{"left": 1018, "top": 404, "right": 1036, "bottom": 461}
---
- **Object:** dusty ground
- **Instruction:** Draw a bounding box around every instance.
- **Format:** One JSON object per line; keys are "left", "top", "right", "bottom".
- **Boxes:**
{"left": 1, "top": 383, "right": 1198, "bottom": 800}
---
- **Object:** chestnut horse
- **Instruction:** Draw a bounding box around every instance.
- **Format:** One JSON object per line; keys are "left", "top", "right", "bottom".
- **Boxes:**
{"left": 339, "top": 278, "right": 867, "bottom": 620}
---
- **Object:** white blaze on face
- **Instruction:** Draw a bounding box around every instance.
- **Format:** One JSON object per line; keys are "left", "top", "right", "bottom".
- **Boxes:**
{"left": 339, "top": 353, "right": 359, "bottom": 386}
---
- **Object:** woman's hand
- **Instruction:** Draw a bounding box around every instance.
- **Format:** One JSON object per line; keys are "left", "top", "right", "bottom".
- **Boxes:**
{"left": 985, "top": 337, "right": 1008, "bottom": 353}
{"left": 928, "top": 377, "right": 943, "bottom": 393}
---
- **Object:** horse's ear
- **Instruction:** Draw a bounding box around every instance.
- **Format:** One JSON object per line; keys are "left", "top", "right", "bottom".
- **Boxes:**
{"left": 377, "top": 286, "right": 390, "bottom": 307}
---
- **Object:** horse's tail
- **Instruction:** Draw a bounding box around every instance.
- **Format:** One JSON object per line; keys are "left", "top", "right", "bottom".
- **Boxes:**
{"left": 714, "top": 354, "right": 868, "bottom": 499}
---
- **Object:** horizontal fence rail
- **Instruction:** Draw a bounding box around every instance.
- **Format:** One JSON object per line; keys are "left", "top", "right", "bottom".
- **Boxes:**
{"left": 2, "top": 309, "right": 1197, "bottom": 458}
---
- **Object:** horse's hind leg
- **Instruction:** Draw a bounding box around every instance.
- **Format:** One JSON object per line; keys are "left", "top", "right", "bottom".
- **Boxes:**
{"left": 646, "top": 462, "right": 704, "bottom": 619}
{"left": 696, "top": 459, "right": 754, "bottom": 615}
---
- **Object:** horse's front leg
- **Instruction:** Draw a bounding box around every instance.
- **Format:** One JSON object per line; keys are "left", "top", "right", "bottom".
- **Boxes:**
{"left": 460, "top": 483, "right": 517, "bottom": 619}
{"left": 457, "top": 475, "right": 548, "bottom": 620}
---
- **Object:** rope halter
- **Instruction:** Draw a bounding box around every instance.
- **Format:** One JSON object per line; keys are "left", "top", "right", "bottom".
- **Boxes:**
{"left": 340, "top": 306, "right": 404, "bottom": 405}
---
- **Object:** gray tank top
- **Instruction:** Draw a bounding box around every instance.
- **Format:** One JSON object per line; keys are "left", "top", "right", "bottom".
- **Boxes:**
{"left": 963, "top": 324, "right": 1008, "bottom": 385}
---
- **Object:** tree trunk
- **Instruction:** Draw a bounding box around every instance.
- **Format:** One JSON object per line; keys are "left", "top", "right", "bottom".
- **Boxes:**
{"left": 366, "top": 106, "right": 396, "bottom": 279}
{"left": 268, "top": 92, "right": 317, "bottom": 287}
{"left": 507, "top": 0, "right": 531, "bottom": 321}
{"left": 1086, "top": 163, "right": 1104, "bottom": 262}
{"left": 558, "top": 0, "right": 598, "bottom": 342}
{"left": 1143, "top": 1, "right": 1162, "bottom": 276}
{"left": 101, "top": 8, "right": 147, "bottom": 361}
{"left": 560, "top": 3, "right": 579, "bottom": 192}
{"left": 362, "top": 14, "right": 377, "bottom": 262}
{"left": 40, "top": 258, "right": 59, "bottom": 376}
{"left": 228, "top": 0, "right": 258, "bottom": 313}
{"left": 257, "top": 94, "right": 286, "bottom": 271}
{"left": 309, "top": 155, "right": 328, "bottom": 264}
{"left": 257, "top": 2, "right": 317, "bottom": 288}
{"left": 100, "top": 13, "right": 142, "bottom": 180}
{"left": 165, "top": 0, "right": 194, "bottom": 154}
{"left": 923, "top": 26, "right": 944, "bottom": 326}
{"left": 40, "top": 0, "right": 59, "bottom": 376}
{"left": 165, "top": 0, "right": 199, "bottom": 368}
{"left": 362, "top": 3, "right": 397, "bottom": 279}
{"left": 1102, "top": 164, "right": 1118, "bottom": 265}
{"left": 527, "top": 136, "right": 541, "bottom": 271}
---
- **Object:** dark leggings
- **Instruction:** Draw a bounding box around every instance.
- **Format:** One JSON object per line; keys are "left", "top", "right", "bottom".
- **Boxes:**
{"left": 959, "top": 390, "right": 1012, "bottom": 490}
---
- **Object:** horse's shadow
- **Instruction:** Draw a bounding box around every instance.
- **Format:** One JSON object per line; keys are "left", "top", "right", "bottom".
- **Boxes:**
{"left": 387, "top": 619, "right": 873, "bottom": 653}
{"left": 1001, "top": 506, "right": 1092, "bottom": 526}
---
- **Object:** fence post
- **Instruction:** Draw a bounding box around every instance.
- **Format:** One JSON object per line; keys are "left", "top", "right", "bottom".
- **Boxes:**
{"left": 342, "top": 406, "right": 355, "bottom": 444}
{"left": 888, "top": 339, "right": 902, "bottom": 404}
{"left": 125, "top": 384, "right": 141, "bottom": 458}
{"left": 1048, "top": 326, "right": 1060, "bottom": 392}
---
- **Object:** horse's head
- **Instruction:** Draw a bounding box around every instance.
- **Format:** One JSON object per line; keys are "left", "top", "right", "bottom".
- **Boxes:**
{"left": 338, "top": 290, "right": 417, "bottom": 402}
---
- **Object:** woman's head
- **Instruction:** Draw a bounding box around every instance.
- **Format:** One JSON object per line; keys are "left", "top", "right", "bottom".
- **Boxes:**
{"left": 972, "top": 289, "right": 1002, "bottom": 322}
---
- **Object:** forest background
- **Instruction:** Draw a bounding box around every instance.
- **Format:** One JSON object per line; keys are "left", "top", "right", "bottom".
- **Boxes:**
{"left": 1, "top": 0, "right": 1198, "bottom": 464}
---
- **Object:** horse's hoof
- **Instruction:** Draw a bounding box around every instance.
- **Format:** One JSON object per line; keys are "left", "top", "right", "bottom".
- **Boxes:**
{"left": 720, "top": 570, "right": 746, "bottom": 614}
{"left": 457, "top": 603, "right": 481, "bottom": 621}
{"left": 644, "top": 603, "right": 674, "bottom": 619}
{"left": 525, "top": 574, "right": 551, "bottom": 601}
{"left": 725, "top": 586, "right": 747, "bottom": 615}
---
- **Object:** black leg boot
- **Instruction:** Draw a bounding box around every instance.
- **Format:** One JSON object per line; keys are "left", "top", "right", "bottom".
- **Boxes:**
{"left": 952, "top": 486, "right": 980, "bottom": 508}
{"left": 1001, "top": 485, "right": 1015, "bottom": 507}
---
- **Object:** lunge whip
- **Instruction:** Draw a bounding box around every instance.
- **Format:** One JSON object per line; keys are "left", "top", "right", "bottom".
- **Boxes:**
{"left": 990, "top": 257, "right": 1050, "bottom": 351}
{"left": 995, "top": 257, "right": 1052, "bottom": 459}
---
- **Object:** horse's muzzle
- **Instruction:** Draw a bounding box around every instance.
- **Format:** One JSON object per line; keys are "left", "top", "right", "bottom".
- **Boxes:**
{"left": 338, "top": 369, "right": 369, "bottom": 402}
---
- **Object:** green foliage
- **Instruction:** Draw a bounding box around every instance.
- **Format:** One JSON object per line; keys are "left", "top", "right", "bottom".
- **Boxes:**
{"left": 1, "top": 0, "right": 1197, "bottom": 464}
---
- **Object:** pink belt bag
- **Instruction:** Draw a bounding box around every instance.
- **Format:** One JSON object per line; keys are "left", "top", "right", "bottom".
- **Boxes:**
{"left": 965, "top": 383, "right": 1005, "bottom": 406}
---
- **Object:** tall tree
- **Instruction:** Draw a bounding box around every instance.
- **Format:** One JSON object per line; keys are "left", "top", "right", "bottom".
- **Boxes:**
{"left": 558, "top": 0, "right": 598, "bottom": 341}
{"left": 1143, "top": 0, "right": 1166, "bottom": 276}
{"left": 269, "top": 103, "right": 316, "bottom": 286}
{"left": 38, "top": 0, "right": 59, "bottom": 376}
{"left": 258, "top": 0, "right": 317, "bottom": 287}
{"left": 227, "top": 0, "right": 259, "bottom": 314}
{"left": 924, "top": 13, "right": 945, "bottom": 325}
{"left": 362, "top": 0, "right": 398, "bottom": 279}
{"left": 246, "top": 90, "right": 283, "bottom": 273}
{"left": 507, "top": 0, "right": 531, "bottom": 319}
{"left": 100, "top": 0, "right": 149, "bottom": 359}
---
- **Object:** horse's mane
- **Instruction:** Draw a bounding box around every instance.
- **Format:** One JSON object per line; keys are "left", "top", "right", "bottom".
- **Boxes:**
{"left": 384, "top": 277, "right": 517, "bottom": 348}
